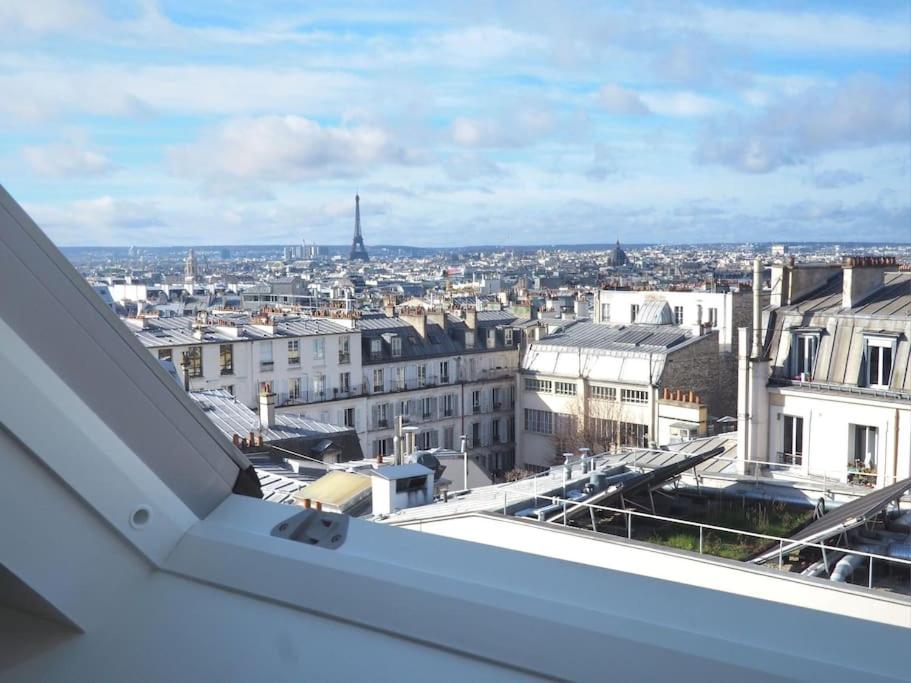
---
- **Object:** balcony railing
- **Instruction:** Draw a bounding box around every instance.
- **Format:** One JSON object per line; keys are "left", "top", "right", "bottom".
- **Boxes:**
{"left": 338, "top": 352, "right": 351, "bottom": 365}
{"left": 777, "top": 451, "right": 803, "bottom": 467}
{"left": 278, "top": 384, "right": 364, "bottom": 407}
{"left": 259, "top": 361, "right": 274, "bottom": 371}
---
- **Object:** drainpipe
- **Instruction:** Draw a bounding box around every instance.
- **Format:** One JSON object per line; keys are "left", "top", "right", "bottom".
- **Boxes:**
{"left": 752, "top": 257, "right": 762, "bottom": 358}
{"left": 460, "top": 435, "right": 469, "bottom": 490}
{"left": 893, "top": 408, "right": 900, "bottom": 484}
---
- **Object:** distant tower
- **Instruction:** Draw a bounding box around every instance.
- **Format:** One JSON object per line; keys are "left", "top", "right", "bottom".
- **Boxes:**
{"left": 185, "top": 248, "right": 198, "bottom": 279}
{"left": 349, "top": 194, "right": 369, "bottom": 261}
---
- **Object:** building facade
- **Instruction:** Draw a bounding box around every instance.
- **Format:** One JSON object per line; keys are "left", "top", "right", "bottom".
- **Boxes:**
{"left": 738, "top": 257, "right": 911, "bottom": 488}
{"left": 516, "top": 321, "right": 726, "bottom": 468}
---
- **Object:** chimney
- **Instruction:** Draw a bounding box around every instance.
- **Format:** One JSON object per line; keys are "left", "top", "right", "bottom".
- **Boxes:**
{"left": 398, "top": 307, "right": 427, "bottom": 339}
{"left": 464, "top": 307, "right": 478, "bottom": 330}
{"left": 259, "top": 391, "right": 276, "bottom": 429}
{"left": 426, "top": 308, "right": 449, "bottom": 334}
{"left": 842, "top": 256, "right": 895, "bottom": 309}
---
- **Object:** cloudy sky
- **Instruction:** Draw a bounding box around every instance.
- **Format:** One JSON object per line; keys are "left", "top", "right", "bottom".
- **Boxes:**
{"left": 1, "top": 1, "right": 909, "bottom": 246}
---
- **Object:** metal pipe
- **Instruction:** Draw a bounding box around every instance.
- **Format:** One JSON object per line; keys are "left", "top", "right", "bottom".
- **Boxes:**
{"left": 752, "top": 260, "right": 763, "bottom": 350}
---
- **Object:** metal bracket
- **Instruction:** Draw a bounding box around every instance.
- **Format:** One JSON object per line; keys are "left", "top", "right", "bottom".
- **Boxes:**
{"left": 270, "top": 509, "right": 349, "bottom": 550}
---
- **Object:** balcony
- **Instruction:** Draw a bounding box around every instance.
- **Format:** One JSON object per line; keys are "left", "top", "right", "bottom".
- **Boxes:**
{"left": 220, "top": 367, "right": 234, "bottom": 376}
{"left": 472, "top": 405, "right": 481, "bottom": 414}
{"left": 777, "top": 451, "right": 803, "bottom": 467}
{"left": 259, "top": 361, "right": 274, "bottom": 371}
{"left": 339, "top": 352, "right": 351, "bottom": 365}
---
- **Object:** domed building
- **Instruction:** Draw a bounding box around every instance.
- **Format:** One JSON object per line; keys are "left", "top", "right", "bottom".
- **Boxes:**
{"left": 605, "top": 239, "right": 628, "bottom": 267}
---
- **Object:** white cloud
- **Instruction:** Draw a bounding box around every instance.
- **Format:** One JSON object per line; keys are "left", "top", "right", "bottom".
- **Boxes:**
{"left": 170, "top": 115, "right": 422, "bottom": 184}
{"left": 640, "top": 91, "right": 720, "bottom": 118}
{"left": 697, "top": 75, "right": 911, "bottom": 173}
{"left": 0, "top": 0, "right": 100, "bottom": 34}
{"left": 21, "top": 139, "right": 115, "bottom": 177}
{"left": 597, "top": 84, "right": 650, "bottom": 116}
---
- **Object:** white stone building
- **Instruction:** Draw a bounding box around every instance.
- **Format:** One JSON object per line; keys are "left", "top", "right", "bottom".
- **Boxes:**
{"left": 128, "top": 307, "right": 522, "bottom": 477}
{"left": 738, "top": 257, "right": 911, "bottom": 488}
{"left": 516, "top": 321, "right": 726, "bottom": 468}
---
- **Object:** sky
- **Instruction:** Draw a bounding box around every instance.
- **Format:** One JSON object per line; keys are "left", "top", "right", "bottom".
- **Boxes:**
{"left": 1, "top": 1, "right": 909, "bottom": 247}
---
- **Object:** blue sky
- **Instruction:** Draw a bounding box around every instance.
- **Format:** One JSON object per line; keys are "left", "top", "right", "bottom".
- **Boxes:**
{"left": 1, "top": 1, "right": 909, "bottom": 246}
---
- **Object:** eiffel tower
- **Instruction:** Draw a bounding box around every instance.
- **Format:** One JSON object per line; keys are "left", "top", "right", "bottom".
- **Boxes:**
{"left": 349, "top": 193, "right": 369, "bottom": 261}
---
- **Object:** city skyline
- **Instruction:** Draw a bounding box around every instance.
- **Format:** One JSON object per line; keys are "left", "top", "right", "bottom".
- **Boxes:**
{"left": 1, "top": 1, "right": 909, "bottom": 246}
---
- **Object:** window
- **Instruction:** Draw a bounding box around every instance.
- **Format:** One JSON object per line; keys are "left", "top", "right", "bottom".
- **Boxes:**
{"left": 442, "top": 394, "right": 454, "bottom": 417}
{"left": 391, "top": 336, "right": 402, "bottom": 358}
{"left": 507, "top": 416, "right": 515, "bottom": 442}
{"left": 864, "top": 338, "right": 894, "bottom": 388}
{"left": 850, "top": 425, "right": 878, "bottom": 480}
{"left": 313, "top": 373, "right": 325, "bottom": 397}
{"left": 372, "top": 403, "right": 390, "bottom": 429}
{"left": 443, "top": 426, "right": 454, "bottom": 450}
{"left": 422, "top": 397, "right": 433, "bottom": 419}
{"left": 619, "top": 422, "right": 649, "bottom": 448}
{"left": 373, "top": 368, "right": 385, "bottom": 393}
{"left": 183, "top": 346, "right": 203, "bottom": 377}
{"left": 600, "top": 303, "right": 610, "bottom": 322}
{"left": 370, "top": 338, "right": 383, "bottom": 360}
{"left": 492, "top": 419, "right": 501, "bottom": 443}
{"left": 524, "top": 408, "right": 553, "bottom": 435}
{"left": 373, "top": 437, "right": 392, "bottom": 457}
{"left": 621, "top": 388, "right": 648, "bottom": 404}
{"left": 471, "top": 422, "right": 481, "bottom": 447}
{"left": 781, "top": 415, "right": 804, "bottom": 466}
{"left": 492, "top": 387, "right": 501, "bottom": 409}
{"left": 591, "top": 385, "right": 616, "bottom": 401}
{"left": 708, "top": 307, "right": 718, "bottom": 328}
{"left": 339, "top": 371, "right": 350, "bottom": 394}
{"left": 472, "top": 390, "right": 481, "bottom": 414}
{"left": 259, "top": 342, "right": 273, "bottom": 371}
{"left": 418, "top": 430, "right": 438, "bottom": 450}
{"left": 417, "top": 364, "right": 427, "bottom": 386}
{"left": 158, "top": 348, "right": 172, "bottom": 362}
{"left": 486, "top": 329, "right": 496, "bottom": 349}
{"left": 630, "top": 304, "right": 639, "bottom": 322}
{"left": 313, "top": 338, "right": 325, "bottom": 361}
{"left": 219, "top": 344, "right": 233, "bottom": 375}
{"left": 555, "top": 381, "right": 576, "bottom": 396}
{"left": 342, "top": 407, "right": 355, "bottom": 429}
{"left": 395, "top": 366, "right": 405, "bottom": 390}
{"left": 508, "top": 385, "right": 515, "bottom": 408}
{"left": 465, "top": 331, "right": 475, "bottom": 347}
{"left": 287, "top": 339, "right": 300, "bottom": 366}
{"left": 338, "top": 336, "right": 350, "bottom": 364}
{"left": 673, "top": 306, "right": 684, "bottom": 325}
{"left": 791, "top": 334, "right": 818, "bottom": 379}
{"left": 524, "top": 378, "right": 552, "bottom": 392}
{"left": 288, "top": 377, "right": 301, "bottom": 402}
{"left": 504, "top": 328, "right": 514, "bottom": 346}
{"left": 439, "top": 360, "right": 450, "bottom": 383}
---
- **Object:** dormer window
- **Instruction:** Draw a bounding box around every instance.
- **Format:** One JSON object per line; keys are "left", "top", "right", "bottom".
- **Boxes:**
{"left": 465, "top": 331, "right": 475, "bottom": 347}
{"left": 790, "top": 333, "right": 819, "bottom": 380}
{"left": 504, "top": 328, "right": 514, "bottom": 346}
{"left": 863, "top": 336, "right": 895, "bottom": 389}
{"left": 391, "top": 335, "right": 402, "bottom": 357}
{"left": 370, "top": 338, "right": 382, "bottom": 360}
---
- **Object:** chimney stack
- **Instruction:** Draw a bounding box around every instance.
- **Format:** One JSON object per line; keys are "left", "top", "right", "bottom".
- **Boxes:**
{"left": 752, "top": 257, "right": 762, "bottom": 358}
{"left": 464, "top": 307, "right": 478, "bottom": 330}
{"left": 259, "top": 391, "right": 276, "bottom": 429}
{"left": 842, "top": 256, "right": 895, "bottom": 309}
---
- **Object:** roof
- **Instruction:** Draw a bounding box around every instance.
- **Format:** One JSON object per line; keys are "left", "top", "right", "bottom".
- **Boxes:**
{"left": 783, "top": 272, "right": 911, "bottom": 318}
{"left": 368, "top": 464, "right": 433, "bottom": 480}
{"left": 534, "top": 322, "right": 690, "bottom": 352}
{"left": 294, "top": 470, "right": 372, "bottom": 510}
{"left": 191, "top": 390, "right": 350, "bottom": 443}
{"left": 130, "top": 314, "right": 351, "bottom": 348}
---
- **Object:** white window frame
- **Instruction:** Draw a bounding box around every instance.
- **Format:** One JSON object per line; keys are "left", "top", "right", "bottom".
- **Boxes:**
{"left": 863, "top": 336, "right": 895, "bottom": 389}
{"left": 790, "top": 333, "right": 819, "bottom": 380}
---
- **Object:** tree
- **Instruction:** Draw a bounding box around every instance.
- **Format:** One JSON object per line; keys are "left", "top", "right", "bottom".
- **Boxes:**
{"left": 550, "top": 392, "right": 627, "bottom": 464}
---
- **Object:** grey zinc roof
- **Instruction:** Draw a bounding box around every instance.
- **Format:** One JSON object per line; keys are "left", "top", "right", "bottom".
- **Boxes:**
{"left": 130, "top": 314, "right": 351, "bottom": 348}
{"left": 536, "top": 322, "right": 690, "bottom": 351}
{"left": 191, "top": 390, "right": 349, "bottom": 442}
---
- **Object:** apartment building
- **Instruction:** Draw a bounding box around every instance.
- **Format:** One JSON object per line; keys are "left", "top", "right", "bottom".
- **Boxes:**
{"left": 738, "top": 256, "right": 911, "bottom": 488}
{"left": 357, "top": 307, "right": 520, "bottom": 476}
{"left": 517, "top": 321, "right": 726, "bottom": 468}
{"left": 594, "top": 287, "right": 753, "bottom": 351}
{"left": 126, "top": 312, "right": 362, "bottom": 418}
{"left": 128, "top": 307, "right": 522, "bottom": 477}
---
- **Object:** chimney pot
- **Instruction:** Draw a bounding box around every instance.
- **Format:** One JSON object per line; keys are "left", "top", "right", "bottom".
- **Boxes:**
{"left": 303, "top": 498, "right": 311, "bottom": 509}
